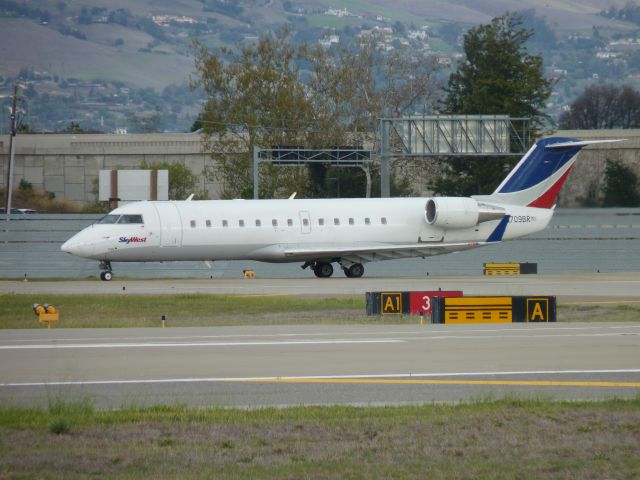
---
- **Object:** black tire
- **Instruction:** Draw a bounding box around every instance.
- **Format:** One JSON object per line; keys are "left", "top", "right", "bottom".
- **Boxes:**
{"left": 346, "top": 263, "right": 364, "bottom": 278}
{"left": 102, "top": 271, "right": 113, "bottom": 281}
{"left": 313, "top": 262, "right": 334, "bottom": 278}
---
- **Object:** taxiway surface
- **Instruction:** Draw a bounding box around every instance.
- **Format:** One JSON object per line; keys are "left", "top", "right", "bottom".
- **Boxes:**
{"left": 1, "top": 323, "right": 639, "bottom": 408}
{"left": 2, "top": 272, "right": 640, "bottom": 301}
{"left": 2, "top": 273, "right": 639, "bottom": 408}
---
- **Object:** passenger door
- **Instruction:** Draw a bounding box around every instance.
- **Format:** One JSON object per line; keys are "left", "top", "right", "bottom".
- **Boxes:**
{"left": 299, "top": 211, "right": 311, "bottom": 234}
{"left": 154, "top": 203, "right": 183, "bottom": 247}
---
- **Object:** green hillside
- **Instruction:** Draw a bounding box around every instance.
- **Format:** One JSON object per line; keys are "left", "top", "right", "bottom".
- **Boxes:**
{"left": 0, "top": 0, "right": 638, "bottom": 133}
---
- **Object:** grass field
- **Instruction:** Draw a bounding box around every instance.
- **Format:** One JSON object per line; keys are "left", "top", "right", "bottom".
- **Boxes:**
{"left": 0, "top": 294, "right": 370, "bottom": 328}
{"left": 2, "top": 294, "right": 640, "bottom": 328}
{"left": 0, "top": 398, "right": 638, "bottom": 479}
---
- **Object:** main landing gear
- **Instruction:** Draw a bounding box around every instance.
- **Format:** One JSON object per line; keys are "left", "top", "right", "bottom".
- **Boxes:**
{"left": 99, "top": 260, "right": 113, "bottom": 281}
{"left": 313, "top": 262, "right": 334, "bottom": 278}
{"left": 343, "top": 263, "right": 364, "bottom": 278}
{"left": 301, "top": 260, "right": 365, "bottom": 278}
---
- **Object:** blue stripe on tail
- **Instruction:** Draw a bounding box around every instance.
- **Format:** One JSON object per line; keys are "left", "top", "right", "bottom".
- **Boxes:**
{"left": 486, "top": 215, "right": 510, "bottom": 242}
{"left": 497, "top": 138, "right": 581, "bottom": 193}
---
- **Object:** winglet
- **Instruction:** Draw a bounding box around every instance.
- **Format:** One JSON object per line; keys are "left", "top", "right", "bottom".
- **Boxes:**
{"left": 486, "top": 215, "right": 510, "bottom": 243}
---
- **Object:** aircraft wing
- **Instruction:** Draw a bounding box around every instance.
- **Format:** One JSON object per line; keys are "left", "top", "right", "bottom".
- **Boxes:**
{"left": 282, "top": 241, "right": 489, "bottom": 264}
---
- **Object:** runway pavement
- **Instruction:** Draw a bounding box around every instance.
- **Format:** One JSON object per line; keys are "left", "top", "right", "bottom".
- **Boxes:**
{"left": 2, "top": 272, "right": 640, "bottom": 301}
{"left": 1, "top": 323, "right": 639, "bottom": 408}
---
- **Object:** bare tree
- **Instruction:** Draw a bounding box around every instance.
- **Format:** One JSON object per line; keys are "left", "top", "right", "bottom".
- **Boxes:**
{"left": 559, "top": 83, "right": 640, "bottom": 129}
{"left": 192, "top": 31, "right": 443, "bottom": 199}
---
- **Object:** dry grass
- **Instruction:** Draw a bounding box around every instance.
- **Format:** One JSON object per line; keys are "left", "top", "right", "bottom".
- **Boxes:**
{"left": 0, "top": 399, "right": 639, "bottom": 478}
{"left": 558, "top": 304, "right": 640, "bottom": 322}
{"left": 7, "top": 185, "right": 85, "bottom": 213}
{"left": 2, "top": 293, "right": 639, "bottom": 329}
{"left": 0, "top": 294, "right": 407, "bottom": 328}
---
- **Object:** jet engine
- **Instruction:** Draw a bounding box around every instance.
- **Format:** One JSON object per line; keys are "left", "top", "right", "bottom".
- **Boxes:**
{"left": 425, "top": 197, "right": 505, "bottom": 229}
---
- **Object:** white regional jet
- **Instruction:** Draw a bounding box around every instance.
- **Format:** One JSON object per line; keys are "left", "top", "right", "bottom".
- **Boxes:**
{"left": 61, "top": 137, "right": 615, "bottom": 280}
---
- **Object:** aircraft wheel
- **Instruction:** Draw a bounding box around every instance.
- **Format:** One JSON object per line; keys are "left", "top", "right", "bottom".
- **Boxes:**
{"left": 313, "top": 262, "right": 334, "bottom": 278}
{"left": 345, "top": 263, "right": 364, "bottom": 278}
{"left": 101, "top": 271, "right": 113, "bottom": 281}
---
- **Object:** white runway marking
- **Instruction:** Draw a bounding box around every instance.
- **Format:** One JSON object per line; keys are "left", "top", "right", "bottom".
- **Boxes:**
{"left": 2, "top": 369, "right": 640, "bottom": 388}
{"left": 0, "top": 339, "right": 403, "bottom": 350}
{"left": 4, "top": 324, "right": 639, "bottom": 345}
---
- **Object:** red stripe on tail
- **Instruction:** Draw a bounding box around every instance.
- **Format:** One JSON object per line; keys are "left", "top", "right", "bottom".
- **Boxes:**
{"left": 527, "top": 166, "right": 574, "bottom": 209}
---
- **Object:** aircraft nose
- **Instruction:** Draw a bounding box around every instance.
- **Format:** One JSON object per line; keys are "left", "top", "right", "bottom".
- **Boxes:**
{"left": 61, "top": 235, "right": 95, "bottom": 257}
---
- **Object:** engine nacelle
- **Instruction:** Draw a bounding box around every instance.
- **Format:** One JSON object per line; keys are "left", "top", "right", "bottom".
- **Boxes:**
{"left": 425, "top": 197, "right": 505, "bottom": 229}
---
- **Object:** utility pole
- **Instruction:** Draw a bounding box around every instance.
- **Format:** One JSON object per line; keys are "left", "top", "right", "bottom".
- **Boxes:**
{"left": 3, "top": 85, "right": 18, "bottom": 220}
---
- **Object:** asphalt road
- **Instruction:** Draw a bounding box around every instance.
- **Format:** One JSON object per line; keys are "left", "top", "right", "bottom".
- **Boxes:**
{"left": 1, "top": 323, "right": 639, "bottom": 408}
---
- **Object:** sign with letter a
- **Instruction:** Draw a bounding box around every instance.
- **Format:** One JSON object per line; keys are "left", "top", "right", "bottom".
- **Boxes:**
{"left": 526, "top": 298, "right": 549, "bottom": 322}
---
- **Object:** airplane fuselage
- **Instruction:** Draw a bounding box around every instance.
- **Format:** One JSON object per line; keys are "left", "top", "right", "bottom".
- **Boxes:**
{"left": 64, "top": 197, "right": 551, "bottom": 263}
{"left": 60, "top": 137, "right": 617, "bottom": 280}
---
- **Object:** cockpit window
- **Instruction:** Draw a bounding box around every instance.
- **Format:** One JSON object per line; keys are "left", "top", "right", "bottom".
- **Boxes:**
{"left": 98, "top": 215, "right": 120, "bottom": 224}
{"left": 118, "top": 215, "right": 144, "bottom": 224}
{"left": 98, "top": 214, "right": 143, "bottom": 224}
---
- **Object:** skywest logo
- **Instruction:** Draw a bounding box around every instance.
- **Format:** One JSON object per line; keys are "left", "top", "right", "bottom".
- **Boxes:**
{"left": 119, "top": 236, "right": 148, "bottom": 244}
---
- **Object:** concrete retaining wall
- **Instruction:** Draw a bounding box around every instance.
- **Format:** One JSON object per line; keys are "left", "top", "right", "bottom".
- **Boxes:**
{"left": 0, "top": 133, "right": 221, "bottom": 204}
{"left": 553, "top": 130, "right": 640, "bottom": 207}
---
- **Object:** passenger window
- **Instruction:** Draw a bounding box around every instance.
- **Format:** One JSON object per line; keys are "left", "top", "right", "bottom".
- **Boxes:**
{"left": 334, "top": 218, "right": 340, "bottom": 225}
{"left": 348, "top": 218, "right": 354, "bottom": 225}
{"left": 318, "top": 218, "right": 324, "bottom": 226}
{"left": 239, "top": 219, "right": 245, "bottom": 227}
{"left": 381, "top": 217, "right": 387, "bottom": 225}
{"left": 272, "top": 219, "right": 278, "bottom": 227}
{"left": 255, "top": 219, "right": 261, "bottom": 227}
{"left": 206, "top": 220, "right": 212, "bottom": 228}
{"left": 365, "top": 217, "right": 371, "bottom": 225}
{"left": 222, "top": 220, "right": 228, "bottom": 227}
{"left": 190, "top": 220, "right": 196, "bottom": 228}
{"left": 287, "top": 219, "right": 293, "bottom": 227}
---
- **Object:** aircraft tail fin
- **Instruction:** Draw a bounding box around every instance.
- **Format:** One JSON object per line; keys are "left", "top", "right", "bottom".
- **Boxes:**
{"left": 481, "top": 137, "right": 622, "bottom": 208}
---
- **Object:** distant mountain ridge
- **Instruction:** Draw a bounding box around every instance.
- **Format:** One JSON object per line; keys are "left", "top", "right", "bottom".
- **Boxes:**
{"left": 0, "top": 0, "right": 636, "bottom": 133}
{"left": 0, "top": 0, "right": 632, "bottom": 88}
{"left": 367, "top": 0, "right": 625, "bottom": 28}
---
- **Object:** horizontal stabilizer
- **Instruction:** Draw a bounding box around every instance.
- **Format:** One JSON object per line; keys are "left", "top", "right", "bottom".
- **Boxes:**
{"left": 545, "top": 139, "right": 624, "bottom": 149}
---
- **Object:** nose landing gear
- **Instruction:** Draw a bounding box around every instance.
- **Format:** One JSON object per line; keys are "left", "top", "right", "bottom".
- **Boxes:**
{"left": 99, "top": 261, "right": 113, "bottom": 281}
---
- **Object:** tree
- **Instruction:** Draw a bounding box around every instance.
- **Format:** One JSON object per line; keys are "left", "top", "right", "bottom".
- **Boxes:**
{"left": 305, "top": 40, "right": 442, "bottom": 197}
{"left": 436, "top": 13, "right": 552, "bottom": 196}
{"left": 192, "top": 29, "right": 319, "bottom": 199}
{"left": 559, "top": 84, "right": 640, "bottom": 129}
{"left": 602, "top": 159, "right": 640, "bottom": 207}
{"left": 127, "top": 111, "right": 164, "bottom": 133}
{"left": 192, "top": 30, "right": 442, "bottom": 199}
{"left": 63, "top": 121, "right": 85, "bottom": 133}
{"left": 443, "top": 12, "right": 551, "bottom": 125}
{"left": 139, "top": 161, "right": 203, "bottom": 200}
